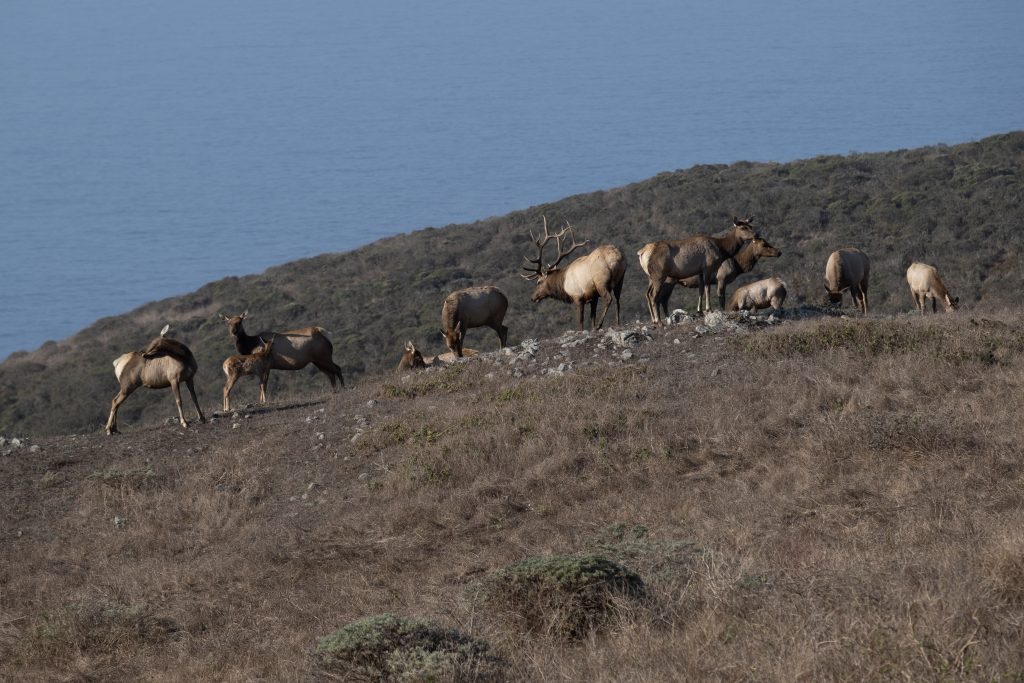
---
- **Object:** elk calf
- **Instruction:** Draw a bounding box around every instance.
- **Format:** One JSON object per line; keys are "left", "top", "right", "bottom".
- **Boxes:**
{"left": 824, "top": 248, "right": 870, "bottom": 314}
{"left": 106, "top": 325, "right": 205, "bottom": 435}
{"left": 222, "top": 336, "right": 275, "bottom": 411}
{"left": 726, "top": 277, "right": 787, "bottom": 312}
{"left": 397, "top": 340, "right": 478, "bottom": 372}
{"left": 441, "top": 286, "right": 509, "bottom": 357}
{"left": 906, "top": 262, "right": 959, "bottom": 314}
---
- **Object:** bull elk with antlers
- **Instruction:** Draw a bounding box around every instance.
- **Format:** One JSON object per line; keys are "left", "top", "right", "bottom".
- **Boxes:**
{"left": 521, "top": 217, "right": 626, "bottom": 331}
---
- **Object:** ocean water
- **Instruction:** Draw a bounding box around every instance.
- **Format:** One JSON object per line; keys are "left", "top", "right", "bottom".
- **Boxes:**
{"left": 1, "top": 0, "right": 1022, "bottom": 357}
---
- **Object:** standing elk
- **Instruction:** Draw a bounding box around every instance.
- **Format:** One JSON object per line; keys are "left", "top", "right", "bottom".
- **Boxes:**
{"left": 906, "top": 262, "right": 959, "bottom": 314}
{"left": 222, "top": 335, "right": 275, "bottom": 411}
{"left": 441, "top": 286, "right": 509, "bottom": 357}
{"left": 219, "top": 312, "right": 344, "bottom": 389}
{"left": 640, "top": 217, "right": 760, "bottom": 322}
{"left": 105, "top": 324, "right": 206, "bottom": 435}
{"left": 521, "top": 217, "right": 626, "bottom": 331}
{"left": 726, "top": 277, "right": 787, "bottom": 312}
{"left": 639, "top": 235, "right": 781, "bottom": 318}
{"left": 824, "top": 248, "right": 870, "bottom": 314}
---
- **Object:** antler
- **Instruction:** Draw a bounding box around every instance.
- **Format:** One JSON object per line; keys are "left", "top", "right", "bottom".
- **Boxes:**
{"left": 521, "top": 216, "right": 589, "bottom": 279}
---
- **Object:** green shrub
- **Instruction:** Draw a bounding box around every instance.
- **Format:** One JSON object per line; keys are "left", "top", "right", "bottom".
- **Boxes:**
{"left": 315, "top": 614, "right": 505, "bottom": 682}
{"left": 479, "top": 555, "right": 647, "bottom": 638}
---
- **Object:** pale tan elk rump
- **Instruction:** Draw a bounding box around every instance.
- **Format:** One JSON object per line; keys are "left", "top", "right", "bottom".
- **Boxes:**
{"left": 440, "top": 286, "right": 509, "bottom": 357}
{"left": 105, "top": 325, "right": 205, "bottom": 435}
{"left": 906, "top": 262, "right": 959, "bottom": 314}
{"left": 521, "top": 216, "right": 626, "bottom": 331}
{"left": 823, "top": 248, "right": 870, "bottom": 314}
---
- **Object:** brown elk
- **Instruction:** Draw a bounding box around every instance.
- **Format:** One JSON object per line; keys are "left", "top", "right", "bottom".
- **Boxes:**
{"left": 220, "top": 312, "right": 344, "bottom": 389}
{"left": 824, "top": 248, "right": 870, "bottom": 314}
{"left": 222, "top": 335, "right": 275, "bottom": 411}
{"left": 640, "top": 235, "right": 781, "bottom": 318}
{"left": 521, "top": 217, "right": 626, "bottom": 330}
{"left": 726, "top": 277, "right": 787, "bottom": 312}
{"left": 441, "top": 286, "right": 509, "bottom": 357}
{"left": 906, "top": 262, "right": 959, "bottom": 314}
{"left": 397, "top": 340, "right": 477, "bottom": 372}
{"left": 105, "top": 324, "right": 206, "bottom": 435}
{"left": 640, "top": 217, "right": 760, "bottom": 322}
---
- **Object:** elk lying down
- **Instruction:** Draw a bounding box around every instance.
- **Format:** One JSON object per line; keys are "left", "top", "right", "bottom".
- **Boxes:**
{"left": 220, "top": 312, "right": 344, "bottom": 389}
{"left": 726, "top": 277, "right": 787, "bottom": 312}
{"left": 441, "top": 286, "right": 508, "bottom": 357}
{"left": 522, "top": 217, "right": 626, "bottom": 331}
{"left": 906, "top": 262, "right": 959, "bottom": 314}
{"left": 105, "top": 325, "right": 205, "bottom": 435}
{"left": 222, "top": 335, "right": 275, "bottom": 411}
{"left": 397, "top": 340, "right": 476, "bottom": 372}
{"left": 824, "top": 248, "right": 870, "bottom": 314}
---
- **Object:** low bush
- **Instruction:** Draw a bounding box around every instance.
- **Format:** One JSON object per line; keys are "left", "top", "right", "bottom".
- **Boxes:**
{"left": 315, "top": 613, "right": 505, "bottom": 682}
{"left": 478, "top": 555, "right": 647, "bottom": 638}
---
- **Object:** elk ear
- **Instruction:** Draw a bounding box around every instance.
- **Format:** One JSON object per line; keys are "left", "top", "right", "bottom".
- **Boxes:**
{"left": 159, "top": 324, "right": 170, "bottom": 337}
{"left": 733, "top": 216, "right": 740, "bottom": 225}
{"left": 241, "top": 310, "right": 248, "bottom": 320}
{"left": 218, "top": 313, "right": 228, "bottom": 321}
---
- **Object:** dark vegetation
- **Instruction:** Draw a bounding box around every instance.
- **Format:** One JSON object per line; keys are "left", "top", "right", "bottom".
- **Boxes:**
{"left": 3, "top": 312, "right": 1024, "bottom": 680}
{"left": 1, "top": 132, "right": 1022, "bottom": 436}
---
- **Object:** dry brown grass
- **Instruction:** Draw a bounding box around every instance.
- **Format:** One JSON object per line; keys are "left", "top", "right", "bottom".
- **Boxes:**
{"left": 3, "top": 312, "right": 1024, "bottom": 681}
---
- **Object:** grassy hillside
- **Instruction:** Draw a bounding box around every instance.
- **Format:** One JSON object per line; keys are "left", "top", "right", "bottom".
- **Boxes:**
{"left": 3, "top": 312, "right": 1024, "bottom": 680}
{"left": 2, "top": 132, "right": 1023, "bottom": 436}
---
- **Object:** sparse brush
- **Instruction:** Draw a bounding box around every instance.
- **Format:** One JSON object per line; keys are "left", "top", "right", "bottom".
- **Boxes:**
{"left": 314, "top": 614, "right": 506, "bottom": 682}
{"left": 477, "top": 555, "right": 647, "bottom": 639}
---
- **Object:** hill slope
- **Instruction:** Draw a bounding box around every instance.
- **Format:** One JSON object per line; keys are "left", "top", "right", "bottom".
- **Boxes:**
{"left": 3, "top": 312, "right": 1024, "bottom": 680}
{"left": 2, "top": 132, "right": 1023, "bottom": 436}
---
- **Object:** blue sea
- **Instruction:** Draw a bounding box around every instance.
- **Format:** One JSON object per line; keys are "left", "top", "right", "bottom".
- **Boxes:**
{"left": 1, "top": 0, "right": 1022, "bottom": 357}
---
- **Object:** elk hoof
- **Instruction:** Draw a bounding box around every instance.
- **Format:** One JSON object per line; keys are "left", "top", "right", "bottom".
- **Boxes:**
{"left": 106, "top": 427, "right": 118, "bottom": 436}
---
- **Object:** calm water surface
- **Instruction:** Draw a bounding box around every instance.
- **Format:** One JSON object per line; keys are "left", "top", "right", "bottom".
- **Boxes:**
{"left": 1, "top": 0, "right": 1022, "bottom": 357}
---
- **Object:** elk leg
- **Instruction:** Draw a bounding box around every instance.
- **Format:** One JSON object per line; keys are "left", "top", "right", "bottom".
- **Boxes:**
{"left": 186, "top": 378, "right": 205, "bottom": 423}
{"left": 613, "top": 275, "right": 624, "bottom": 327}
{"left": 649, "top": 279, "right": 665, "bottom": 323}
{"left": 595, "top": 293, "right": 613, "bottom": 330}
{"left": 576, "top": 300, "right": 586, "bottom": 331}
{"left": 223, "top": 374, "right": 237, "bottom": 412}
{"left": 718, "top": 281, "right": 727, "bottom": 310}
{"left": 589, "top": 298, "right": 598, "bottom": 329}
{"left": 170, "top": 380, "right": 189, "bottom": 429}
{"left": 105, "top": 386, "right": 136, "bottom": 435}
{"left": 315, "top": 360, "right": 344, "bottom": 389}
{"left": 497, "top": 324, "right": 508, "bottom": 349}
{"left": 931, "top": 296, "right": 937, "bottom": 314}
{"left": 258, "top": 371, "right": 269, "bottom": 403}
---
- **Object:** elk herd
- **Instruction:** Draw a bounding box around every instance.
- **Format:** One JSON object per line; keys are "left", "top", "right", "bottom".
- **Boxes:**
{"left": 105, "top": 215, "right": 960, "bottom": 434}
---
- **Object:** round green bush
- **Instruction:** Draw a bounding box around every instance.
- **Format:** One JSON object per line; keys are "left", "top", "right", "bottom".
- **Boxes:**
{"left": 315, "top": 613, "right": 505, "bottom": 682}
{"left": 480, "top": 554, "right": 647, "bottom": 638}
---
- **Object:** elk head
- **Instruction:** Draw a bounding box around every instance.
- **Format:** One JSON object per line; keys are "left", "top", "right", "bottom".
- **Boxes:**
{"left": 219, "top": 310, "right": 249, "bottom": 337}
{"left": 441, "top": 322, "right": 464, "bottom": 355}
{"left": 750, "top": 237, "right": 781, "bottom": 258}
{"left": 731, "top": 216, "right": 760, "bottom": 242}
{"left": 520, "top": 216, "right": 589, "bottom": 302}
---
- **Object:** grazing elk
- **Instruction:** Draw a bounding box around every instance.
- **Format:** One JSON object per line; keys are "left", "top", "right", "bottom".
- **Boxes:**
{"left": 726, "top": 277, "right": 787, "bottom": 312}
{"left": 105, "top": 324, "right": 206, "bottom": 435}
{"left": 441, "top": 286, "right": 509, "bottom": 357}
{"left": 521, "top": 217, "right": 626, "bottom": 331}
{"left": 397, "top": 340, "right": 476, "bottom": 372}
{"left": 824, "top": 248, "right": 870, "bottom": 314}
{"left": 222, "top": 335, "right": 275, "bottom": 411}
{"left": 640, "top": 235, "right": 781, "bottom": 318}
{"left": 906, "top": 262, "right": 959, "bottom": 314}
{"left": 219, "top": 312, "right": 344, "bottom": 389}
{"left": 640, "top": 217, "right": 760, "bottom": 322}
